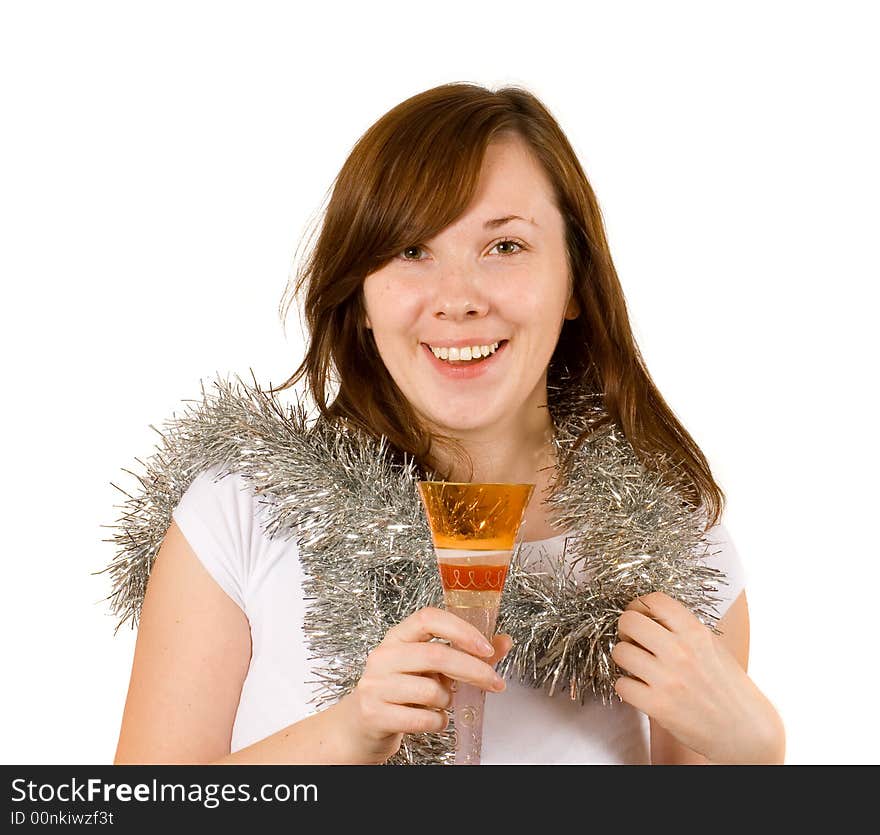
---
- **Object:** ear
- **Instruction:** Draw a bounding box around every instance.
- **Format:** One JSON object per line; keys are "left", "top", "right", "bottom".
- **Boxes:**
{"left": 564, "top": 294, "right": 580, "bottom": 320}
{"left": 364, "top": 312, "right": 372, "bottom": 330}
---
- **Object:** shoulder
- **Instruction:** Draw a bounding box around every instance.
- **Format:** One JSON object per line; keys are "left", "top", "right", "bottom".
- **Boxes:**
{"left": 700, "top": 520, "right": 748, "bottom": 619}
{"left": 170, "top": 464, "right": 287, "bottom": 613}
{"left": 172, "top": 465, "right": 260, "bottom": 550}
{"left": 175, "top": 463, "right": 257, "bottom": 512}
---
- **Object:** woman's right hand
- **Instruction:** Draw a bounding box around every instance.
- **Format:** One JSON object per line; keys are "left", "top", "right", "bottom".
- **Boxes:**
{"left": 336, "top": 606, "right": 513, "bottom": 764}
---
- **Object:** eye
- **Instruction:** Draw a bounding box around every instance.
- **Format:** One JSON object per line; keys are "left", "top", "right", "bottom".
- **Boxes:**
{"left": 398, "top": 245, "right": 426, "bottom": 261}
{"left": 396, "top": 239, "right": 528, "bottom": 262}
{"left": 491, "top": 238, "right": 527, "bottom": 256}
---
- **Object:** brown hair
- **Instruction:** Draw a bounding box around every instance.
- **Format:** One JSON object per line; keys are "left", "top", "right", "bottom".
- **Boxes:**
{"left": 272, "top": 82, "right": 724, "bottom": 528}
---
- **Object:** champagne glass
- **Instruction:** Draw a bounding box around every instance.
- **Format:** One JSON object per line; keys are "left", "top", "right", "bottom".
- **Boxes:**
{"left": 417, "top": 481, "right": 534, "bottom": 765}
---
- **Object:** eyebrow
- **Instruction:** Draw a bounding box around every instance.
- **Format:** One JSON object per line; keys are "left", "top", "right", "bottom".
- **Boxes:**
{"left": 483, "top": 215, "right": 538, "bottom": 229}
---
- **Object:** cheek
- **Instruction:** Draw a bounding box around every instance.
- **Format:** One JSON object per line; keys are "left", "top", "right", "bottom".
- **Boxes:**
{"left": 501, "top": 280, "right": 567, "bottom": 330}
{"left": 363, "top": 278, "right": 424, "bottom": 340}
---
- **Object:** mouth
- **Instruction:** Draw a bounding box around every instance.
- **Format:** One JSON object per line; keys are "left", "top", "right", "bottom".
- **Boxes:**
{"left": 420, "top": 339, "right": 509, "bottom": 379}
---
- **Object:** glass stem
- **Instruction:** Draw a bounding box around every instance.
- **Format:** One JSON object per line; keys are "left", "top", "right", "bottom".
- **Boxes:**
{"left": 452, "top": 682, "right": 486, "bottom": 765}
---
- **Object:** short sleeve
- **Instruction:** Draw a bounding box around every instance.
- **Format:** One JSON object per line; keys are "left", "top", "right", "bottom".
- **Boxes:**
{"left": 170, "top": 464, "right": 266, "bottom": 614}
{"left": 700, "top": 521, "right": 748, "bottom": 618}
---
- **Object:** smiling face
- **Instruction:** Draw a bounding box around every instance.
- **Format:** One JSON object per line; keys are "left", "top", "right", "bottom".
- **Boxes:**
{"left": 362, "top": 132, "right": 578, "bottom": 440}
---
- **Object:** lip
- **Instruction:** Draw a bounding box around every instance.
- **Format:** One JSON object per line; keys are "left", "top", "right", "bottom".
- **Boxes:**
{"left": 422, "top": 337, "right": 506, "bottom": 349}
{"left": 421, "top": 339, "right": 509, "bottom": 380}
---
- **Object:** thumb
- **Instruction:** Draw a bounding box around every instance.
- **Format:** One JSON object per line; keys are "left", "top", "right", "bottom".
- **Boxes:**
{"left": 488, "top": 633, "right": 514, "bottom": 666}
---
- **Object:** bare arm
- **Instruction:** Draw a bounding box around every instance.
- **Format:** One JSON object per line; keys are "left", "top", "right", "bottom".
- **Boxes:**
{"left": 113, "top": 520, "right": 360, "bottom": 764}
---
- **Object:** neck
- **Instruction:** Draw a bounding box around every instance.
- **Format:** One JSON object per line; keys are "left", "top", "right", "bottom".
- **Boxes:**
{"left": 425, "top": 386, "right": 562, "bottom": 543}
{"left": 427, "top": 384, "right": 557, "bottom": 485}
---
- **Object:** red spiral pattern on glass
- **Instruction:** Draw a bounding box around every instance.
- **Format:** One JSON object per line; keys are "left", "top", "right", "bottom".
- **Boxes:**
{"left": 438, "top": 563, "right": 509, "bottom": 592}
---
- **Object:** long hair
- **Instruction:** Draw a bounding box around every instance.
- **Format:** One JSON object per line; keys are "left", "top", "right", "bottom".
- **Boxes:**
{"left": 272, "top": 82, "right": 724, "bottom": 527}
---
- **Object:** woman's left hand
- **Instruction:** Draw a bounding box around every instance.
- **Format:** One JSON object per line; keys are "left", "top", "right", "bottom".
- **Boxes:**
{"left": 612, "top": 592, "right": 784, "bottom": 764}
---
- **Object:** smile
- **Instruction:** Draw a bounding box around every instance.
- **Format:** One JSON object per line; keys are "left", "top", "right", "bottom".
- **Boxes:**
{"left": 428, "top": 341, "right": 500, "bottom": 361}
{"left": 420, "top": 340, "right": 509, "bottom": 379}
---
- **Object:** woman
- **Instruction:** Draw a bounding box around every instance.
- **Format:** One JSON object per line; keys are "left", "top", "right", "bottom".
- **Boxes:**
{"left": 113, "top": 82, "right": 785, "bottom": 765}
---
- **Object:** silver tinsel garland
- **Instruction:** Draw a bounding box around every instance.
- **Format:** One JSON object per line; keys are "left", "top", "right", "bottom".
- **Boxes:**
{"left": 101, "top": 369, "right": 729, "bottom": 765}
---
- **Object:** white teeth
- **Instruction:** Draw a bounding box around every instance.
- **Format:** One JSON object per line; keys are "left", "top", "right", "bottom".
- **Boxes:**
{"left": 428, "top": 341, "right": 501, "bottom": 362}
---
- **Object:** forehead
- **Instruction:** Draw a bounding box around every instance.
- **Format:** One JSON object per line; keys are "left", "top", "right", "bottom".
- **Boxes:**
{"left": 456, "top": 135, "right": 559, "bottom": 228}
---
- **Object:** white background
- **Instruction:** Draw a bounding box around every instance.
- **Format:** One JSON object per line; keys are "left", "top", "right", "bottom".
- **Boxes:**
{"left": 2, "top": 1, "right": 877, "bottom": 765}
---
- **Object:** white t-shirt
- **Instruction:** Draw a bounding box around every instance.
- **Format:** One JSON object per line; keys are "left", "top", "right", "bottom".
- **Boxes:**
{"left": 171, "top": 463, "right": 747, "bottom": 764}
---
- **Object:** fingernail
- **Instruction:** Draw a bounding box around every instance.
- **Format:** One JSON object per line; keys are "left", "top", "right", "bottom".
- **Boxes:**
{"left": 478, "top": 639, "right": 494, "bottom": 656}
{"left": 493, "top": 675, "right": 506, "bottom": 692}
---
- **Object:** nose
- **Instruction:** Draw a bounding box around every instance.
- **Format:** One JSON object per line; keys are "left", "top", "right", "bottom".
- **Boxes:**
{"left": 431, "top": 271, "right": 489, "bottom": 321}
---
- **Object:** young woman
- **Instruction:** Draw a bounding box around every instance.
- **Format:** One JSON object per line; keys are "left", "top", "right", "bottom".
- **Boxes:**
{"left": 113, "top": 82, "right": 785, "bottom": 765}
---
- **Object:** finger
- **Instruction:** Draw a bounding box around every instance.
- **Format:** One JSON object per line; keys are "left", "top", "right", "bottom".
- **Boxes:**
{"left": 625, "top": 592, "right": 698, "bottom": 634}
{"left": 397, "top": 642, "right": 506, "bottom": 692}
{"left": 613, "top": 674, "right": 653, "bottom": 714}
{"left": 617, "top": 609, "right": 676, "bottom": 657}
{"left": 426, "top": 669, "right": 456, "bottom": 690}
{"left": 376, "top": 703, "right": 450, "bottom": 735}
{"left": 388, "top": 607, "right": 495, "bottom": 657}
{"left": 438, "top": 639, "right": 510, "bottom": 691}
{"left": 383, "top": 672, "right": 453, "bottom": 711}
{"left": 610, "top": 638, "right": 660, "bottom": 685}
{"left": 436, "top": 672, "right": 456, "bottom": 693}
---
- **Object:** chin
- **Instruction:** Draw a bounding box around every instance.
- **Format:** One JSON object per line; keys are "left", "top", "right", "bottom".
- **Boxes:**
{"left": 419, "top": 403, "right": 506, "bottom": 436}
{"left": 433, "top": 418, "right": 494, "bottom": 435}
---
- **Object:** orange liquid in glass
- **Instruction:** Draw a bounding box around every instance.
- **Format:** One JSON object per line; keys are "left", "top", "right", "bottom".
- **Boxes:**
{"left": 418, "top": 482, "right": 534, "bottom": 551}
